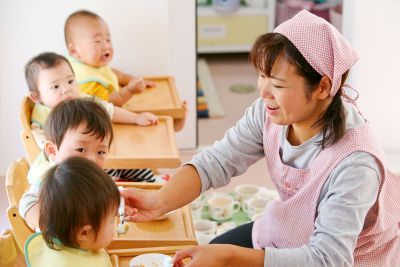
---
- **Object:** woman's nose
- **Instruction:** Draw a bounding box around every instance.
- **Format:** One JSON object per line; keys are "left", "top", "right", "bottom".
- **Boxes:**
{"left": 259, "top": 84, "right": 273, "bottom": 99}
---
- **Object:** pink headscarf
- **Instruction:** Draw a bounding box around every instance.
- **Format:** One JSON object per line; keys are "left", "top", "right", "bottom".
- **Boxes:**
{"left": 274, "top": 10, "right": 359, "bottom": 96}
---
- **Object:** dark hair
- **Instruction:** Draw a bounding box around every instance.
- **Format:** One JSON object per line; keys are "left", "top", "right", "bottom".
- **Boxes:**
{"left": 250, "top": 32, "right": 348, "bottom": 148}
{"left": 44, "top": 98, "right": 113, "bottom": 148}
{"left": 24, "top": 52, "right": 73, "bottom": 94}
{"left": 64, "top": 10, "right": 103, "bottom": 45}
{"left": 39, "top": 156, "right": 120, "bottom": 250}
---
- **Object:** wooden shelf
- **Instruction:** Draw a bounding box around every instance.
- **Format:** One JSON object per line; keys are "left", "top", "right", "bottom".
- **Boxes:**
{"left": 197, "top": 1, "right": 276, "bottom": 53}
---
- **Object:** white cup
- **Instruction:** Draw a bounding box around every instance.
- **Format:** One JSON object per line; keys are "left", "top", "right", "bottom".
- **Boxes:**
{"left": 242, "top": 198, "right": 268, "bottom": 219}
{"left": 216, "top": 221, "right": 236, "bottom": 236}
{"left": 207, "top": 195, "right": 240, "bottom": 221}
{"left": 191, "top": 207, "right": 202, "bottom": 220}
{"left": 194, "top": 219, "right": 217, "bottom": 237}
{"left": 196, "top": 233, "right": 215, "bottom": 245}
{"left": 251, "top": 212, "right": 263, "bottom": 221}
{"left": 190, "top": 196, "right": 205, "bottom": 210}
{"left": 190, "top": 196, "right": 205, "bottom": 220}
{"left": 257, "top": 188, "right": 279, "bottom": 202}
{"left": 234, "top": 184, "right": 260, "bottom": 202}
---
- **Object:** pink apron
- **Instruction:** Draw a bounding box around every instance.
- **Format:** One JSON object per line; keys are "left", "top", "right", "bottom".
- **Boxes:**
{"left": 252, "top": 116, "right": 400, "bottom": 266}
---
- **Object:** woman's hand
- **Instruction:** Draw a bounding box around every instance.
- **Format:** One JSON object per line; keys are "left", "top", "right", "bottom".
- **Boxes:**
{"left": 120, "top": 188, "right": 164, "bottom": 222}
{"left": 173, "top": 244, "right": 233, "bottom": 267}
{"left": 173, "top": 244, "right": 265, "bottom": 267}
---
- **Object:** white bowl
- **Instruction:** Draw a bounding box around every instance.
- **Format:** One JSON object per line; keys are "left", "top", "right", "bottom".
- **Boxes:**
{"left": 129, "top": 253, "right": 172, "bottom": 267}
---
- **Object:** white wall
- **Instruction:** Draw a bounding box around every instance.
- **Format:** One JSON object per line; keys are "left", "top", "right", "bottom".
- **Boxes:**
{"left": 0, "top": 0, "right": 196, "bottom": 175}
{"left": 343, "top": 0, "right": 400, "bottom": 171}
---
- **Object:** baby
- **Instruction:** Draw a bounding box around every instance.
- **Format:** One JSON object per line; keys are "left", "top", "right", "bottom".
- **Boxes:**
{"left": 24, "top": 156, "right": 119, "bottom": 267}
{"left": 19, "top": 98, "right": 114, "bottom": 229}
{"left": 25, "top": 52, "right": 157, "bottom": 182}
{"left": 64, "top": 9, "right": 155, "bottom": 106}
{"left": 64, "top": 10, "right": 188, "bottom": 131}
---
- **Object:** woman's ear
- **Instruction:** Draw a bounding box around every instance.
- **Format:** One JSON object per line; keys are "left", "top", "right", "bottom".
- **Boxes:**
{"left": 317, "top": 76, "right": 332, "bottom": 99}
{"left": 76, "top": 225, "right": 93, "bottom": 243}
{"left": 44, "top": 141, "right": 58, "bottom": 162}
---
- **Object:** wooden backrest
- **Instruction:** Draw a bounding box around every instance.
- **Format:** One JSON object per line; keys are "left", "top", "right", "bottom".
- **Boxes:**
{"left": 5, "top": 158, "right": 35, "bottom": 252}
{"left": 20, "top": 96, "right": 34, "bottom": 131}
{"left": 19, "top": 96, "right": 40, "bottom": 163}
{"left": 6, "top": 158, "right": 30, "bottom": 206}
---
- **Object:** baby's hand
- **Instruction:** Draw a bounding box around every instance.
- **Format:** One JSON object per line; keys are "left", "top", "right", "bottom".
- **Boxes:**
{"left": 126, "top": 77, "right": 146, "bottom": 94}
{"left": 181, "top": 100, "right": 188, "bottom": 112}
{"left": 145, "top": 80, "right": 156, "bottom": 88}
{"left": 135, "top": 112, "right": 158, "bottom": 126}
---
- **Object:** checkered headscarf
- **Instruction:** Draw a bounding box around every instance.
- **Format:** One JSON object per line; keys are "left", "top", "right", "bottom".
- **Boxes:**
{"left": 274, "top": 10, "right": 359, "bottom": 96}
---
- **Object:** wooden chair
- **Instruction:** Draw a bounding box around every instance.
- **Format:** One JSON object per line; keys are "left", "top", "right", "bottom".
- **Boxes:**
{"left": 5, "top": 158, "right": 35, "bottom": 252}
{"left": 19, "top": 97, "right": 40, "bottom": 164}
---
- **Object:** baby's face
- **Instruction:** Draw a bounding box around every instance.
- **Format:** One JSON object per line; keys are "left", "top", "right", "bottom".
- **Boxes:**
{"left": 70, "top": 18, "right": 114, "bottom": 67}
{"left": 52, "top": 123, "right": 110, "bottom": 169}
{"left": 82, "top": 207, "right": 117, "bottom": 251}
{"left": 92, "top": 208, "right": 117, "bottom": 250}
{"left": 36, "top": 61, "right": 80, "bottom": 108}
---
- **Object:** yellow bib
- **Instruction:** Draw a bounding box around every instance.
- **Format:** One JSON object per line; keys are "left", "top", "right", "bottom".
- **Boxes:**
{"left": 31, "top": 103, "right": 51, "bottom": 129}
{"left": 25, "top": 233, "right": 112, "bottom": 267}
{"left": 68, "top": 56, "right": 119, "bottom": 101}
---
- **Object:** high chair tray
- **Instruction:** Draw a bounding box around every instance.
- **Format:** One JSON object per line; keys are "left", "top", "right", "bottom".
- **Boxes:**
{"left": 123, "top": 76, "right": 185, "bottom": 119}
{"left": 107, "top": 183, "right": 197, "bottom": 250}
{"left": 107, "top": 116, "right": 180, "bottom": 169}
{"left": 109, "top": 245, "right": 193, "bottom": 267}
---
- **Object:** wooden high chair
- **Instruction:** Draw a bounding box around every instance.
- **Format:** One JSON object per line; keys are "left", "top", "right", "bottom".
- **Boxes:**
{"left": 5, "top": 158, "right": 35, "bottom": 253}
{"left": 19, "top": 96, "right": 40, "bottom": 164}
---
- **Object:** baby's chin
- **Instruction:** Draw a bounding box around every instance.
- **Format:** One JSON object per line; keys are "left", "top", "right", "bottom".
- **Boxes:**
{"left": 90, "top": 60, "right": 110, "bottom": 68}
{"left": 84, "top": 58, "right": 111, "bottom": 68}
{"left": 100, "top": 55, "right": 113, "bottom": 66}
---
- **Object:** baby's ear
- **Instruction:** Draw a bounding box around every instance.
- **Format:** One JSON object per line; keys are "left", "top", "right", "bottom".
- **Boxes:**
{"left": 76, "top": 225, "right": 93, "bottom": 242}
{"left": 68, "top": 42, "right": 79, "bottom": 58}
{"left": 29, "top": 91, "right": 40, "bottom": 103}
{"left": 44, "top": 141, "right": 57, "bottom": 162}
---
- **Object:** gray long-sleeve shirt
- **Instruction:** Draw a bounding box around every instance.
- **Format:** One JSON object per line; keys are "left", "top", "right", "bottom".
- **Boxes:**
{"left": 190, "top": 98, "right": 381, "bottom": 267}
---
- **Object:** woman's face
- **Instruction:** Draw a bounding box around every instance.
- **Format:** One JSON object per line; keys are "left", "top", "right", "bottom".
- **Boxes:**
{"left": 257, "top": 57, "right": 326, "bottom": 131}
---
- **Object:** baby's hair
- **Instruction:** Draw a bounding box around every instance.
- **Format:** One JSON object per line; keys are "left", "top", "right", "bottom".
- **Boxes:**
{"left": 25, "top": 52, "right": 73, "bottom": 93}
{"left": 64, "top": 9, "right": 103, "bottom": 45}
{"left": 39, "top": 156, "right": 120, "bottom": 250}
{"left": 44, "top": 98, "right": 113, "bottom": 148}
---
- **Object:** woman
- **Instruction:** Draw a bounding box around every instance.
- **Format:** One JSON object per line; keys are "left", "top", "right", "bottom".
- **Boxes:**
{"left": 121, "top": 10, "right": 400, "bottom": 267}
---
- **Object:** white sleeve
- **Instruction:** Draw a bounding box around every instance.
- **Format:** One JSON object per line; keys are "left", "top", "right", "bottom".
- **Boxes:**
{"left": 18, "top": 185, "right": 40, "bottom": 219}
{"left": 93, "top": 97, "right": 114, "bottom": 119}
